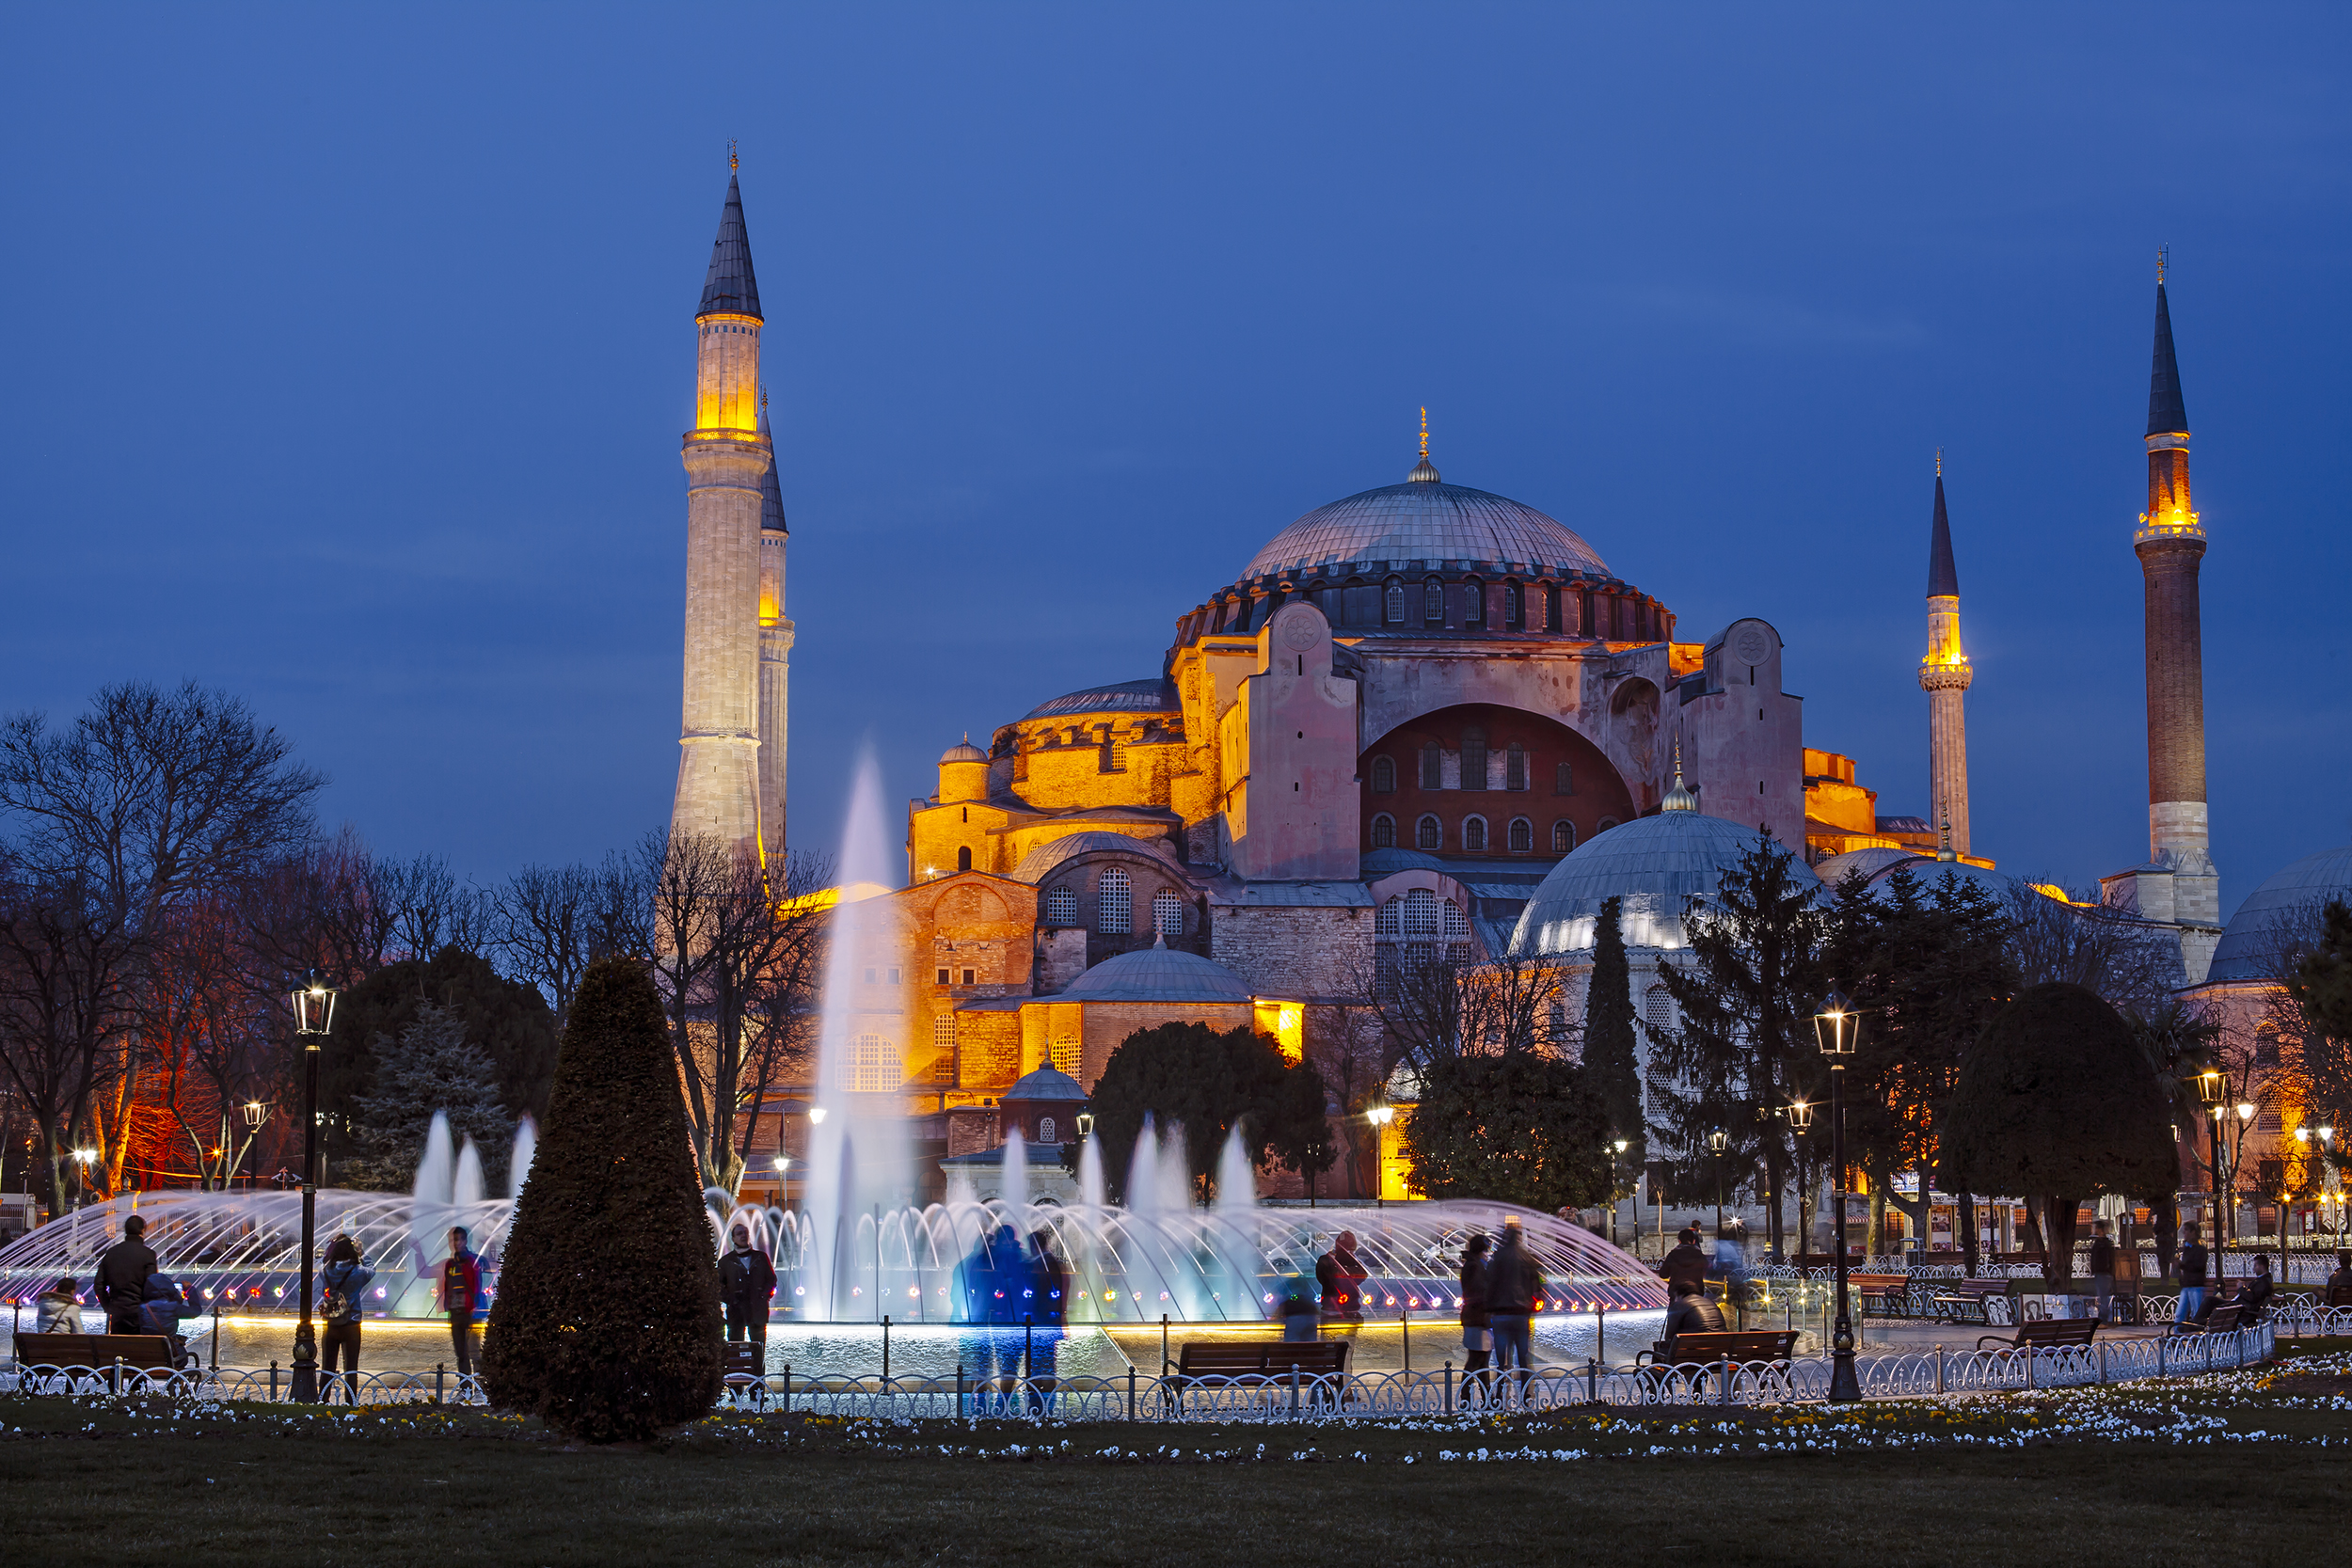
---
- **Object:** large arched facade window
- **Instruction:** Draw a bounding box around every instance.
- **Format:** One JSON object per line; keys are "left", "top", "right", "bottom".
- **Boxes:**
{"left": 1464, "top": 578, "right": 1485, "bottom": 628}
{"left": 1043, "top": 886, "right": 1079, "bottom": 926}
{"left": 1420, "top": 741, "right": 1443, "bottom": 789}
{"left": 1369, "top": 813, "right": 1395, "bottom": 848}
{"left": 1370, "top": 755, "right": 1395, "bottom": 793}
{"left": 1505, "top": 741, "right": 1527, "bottom": 792}
{"left": 1415, "top": 814, "right": 1441, "bottom": 850}
{"left": 1096, "top": 868, "right": 1132, "bottom": 934}
{"left": 1152, "top": 890, "right": 1184, "bottom": 936}
{"left": 1503, "top": 580, "right": 1522, "bottom": 628}
{"left": 844, "top": 1033, "right": 901, "bottom": 1093}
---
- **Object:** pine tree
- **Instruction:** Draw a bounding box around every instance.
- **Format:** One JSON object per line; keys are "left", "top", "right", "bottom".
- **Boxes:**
{"left": 1583, "top": 895, "right": 1644, "bottom": 1188}
{"left": 481, "top": 957, "right": 721, "bottom": 1440}
{"left": 346, "top": 1001, "right": 515, "bottom": 1191}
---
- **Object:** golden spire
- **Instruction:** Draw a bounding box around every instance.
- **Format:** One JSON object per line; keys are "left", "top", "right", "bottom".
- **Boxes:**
{"left": 1419, "top": 406, "right": 1429, "bottom": 460}
{"left": 1661, "top": 737, "right": 1697, "bottom": 812}
{"left": 1935, "top": 447, "right": 1942, "bottom": 478}
{"left": 730, "top": 140, "right": 739, "bottom": 173}
{"left": 2157, "top": 243, "right": 2167, "bottom": 284}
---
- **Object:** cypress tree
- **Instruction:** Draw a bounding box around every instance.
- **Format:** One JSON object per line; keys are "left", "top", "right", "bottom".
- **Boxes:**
{"left": 1584, "top": 895, "right": 1645, "bottom": 1184}
{"left": 481, "top": 956, "right": 721, "bottom": 1440}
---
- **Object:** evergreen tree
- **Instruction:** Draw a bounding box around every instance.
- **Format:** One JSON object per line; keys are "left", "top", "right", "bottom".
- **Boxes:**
{"left": 1583, "top": 894, "right": 1644, "bottom": 1189}
{"left": 1089, "top": 1022, "right": 1331, "bottom": 1202}
{"left": 481, "top": 956, "right": 721, "bottom": 1440}
{"left": 1402, "top": 1052, "right": 1612, "bottom": 1211}
{"left": 2290, "top": 900, "right": 2352, "bottom": 1144}
{"left": 1654, "top": 831, "right": 1827, "bottom": 1260}
{"left": 1941, "top": 982, "right": 2178, "bottom": 1281}
{"left": 345, "top": 1001, "right": 515, "bottom": 1191}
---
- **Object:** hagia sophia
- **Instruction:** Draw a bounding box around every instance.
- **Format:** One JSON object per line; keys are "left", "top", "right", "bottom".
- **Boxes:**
{"left": 667, "top": 175, "right": 2349, "bottom": 1227}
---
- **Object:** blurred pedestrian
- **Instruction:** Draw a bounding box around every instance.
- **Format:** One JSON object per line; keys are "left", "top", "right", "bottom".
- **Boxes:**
{"left": 1316, "top": 1229, "right": 1368, "bottom": 1327}
{"left": 2173, "top": 1224, "right": 2209, "bottom": 1326}
{"left": 1025, "top": 1228, "right": 1067, "bottom": 1409}
{"left": 2086, "top": 1219, "right": 2118, "bottom": 1323}
{"left": 2327, "top": 1252, "right": 2352, "bottom": 1309}
{"left": 93, "top": 1215, "right": 156, "bottom": 1336}
{"left": 440, "top": 1226, "right": 486, "bottom": 1377}
{"left": 1277, "top": 1274, "right": 1319, "bottom": 1342}
{"left": 320, "top": 1234, "right": 374, "bottom": 1402}
{"left": 1659, "top": 1227, "right": 1708, "bottom": 1295}
{"left": 1486, "top": 1216, "right": 1545, "bottom": 1390}
{"left": 718, "top": 1224, "right": 776, "bottom": 1343}
{"left": 1457, "top": 1233, "right": 1492, "bottom": 1399}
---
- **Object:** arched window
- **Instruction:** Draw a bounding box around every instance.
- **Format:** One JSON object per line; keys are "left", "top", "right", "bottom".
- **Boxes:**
{"left": 1051, "top": 1036, "right": 1081, "bottom": 1076}
{"left": 1406, "top": 888, "right": 1438, "bottom": 934}
{"left": 932, "top": 1014, "right": 957, "bottom": 1083}
{"left": 1152, "top": 890, "right": 1184, "bottom": 936}
{"left": 1442, "top": 898, "right": 1467, "bottom": 941}
{"left": 1370, "top": 813, "right": 1395, "bottom": 848}
{"left": 1043, "top": 886, "right": 1079, "bottom": 926}
{"left": 1039, "top": 1116, "right": 1056, "bottom": 1144}
{"left": 1643, "top": 984, "right": 1676, "bottom": 1037}
{"left": 1597, "top": 816, "right": 1619, "bottom": 833}
{"left": 1505, "top": 741, "right": 1527, "bottom": 791}
{"left": 1420, "top": 740, "right": 1443, "bottom": 790}
{"left": 1504, "top": 580, "right": 1522, "bottom": 628}
{"left": 1096, "top": 868, "right": 1131, "bottom": 933}
{"left": 1551, "top": 819, "right": 1575, "bottom": 853}
{"left": 1461, "top": 726, "right": 1487, "bottom": 791}
{"left": 1462, "top": 816, "right": 1487, "bottom": 852}
{"left": 846, "top": 1033, "right": 901, "bottom": 1093}
{"left": 1416, "top": 815, "right": 1441, "bottom": 850}
{"left": 957, "top": 846, "right": 972, "bottom": 872}
{"left": 1384, "top": 577, "right": 1406, "bottom": 625}
{"left": 1464, "top": 578, "right": 1485, "bottom": 628}
{"left": 1555, "top": 761, "right": 1574, "bottom": 796}
{"left": 1376, "top": 896, "right": 1403, "bottom": 935}
{"left": 1507, "top": 816, "right": 1533, "bottom": 852}
{"left": 1423, "top": 578, "right": 1445, "bottom": 623}
{"left": 1370, "top": 755, "right": 1396, "bottom": 794}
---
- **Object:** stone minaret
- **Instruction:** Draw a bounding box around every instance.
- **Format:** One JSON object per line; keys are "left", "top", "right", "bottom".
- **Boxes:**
{"left": 1919, "top": 461, "right": 1973, "bottom": 856}
{"left": 756, "top": 396, "right": 794, "bottom": 860}
{"left": 670, "top": 173, "right": 771, "bottom": 857}
{"left": 2122, "top": 260, "right": 2220, "bottom": 980}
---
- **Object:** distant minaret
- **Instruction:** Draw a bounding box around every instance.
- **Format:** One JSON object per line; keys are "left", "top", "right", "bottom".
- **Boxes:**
{"left": 756, "top": 393, "right": 794, "bottom": 860}
{"left": 1919, "top": 456, "right": 1973, "bottom": 857}
{"left": 2131, "top": 252, "right": 2220, "bottom": 978}
{"left": 670, "top": 166, "right": 771, "bottom": 857}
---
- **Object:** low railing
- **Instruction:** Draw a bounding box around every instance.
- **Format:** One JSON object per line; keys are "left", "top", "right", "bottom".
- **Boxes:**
{"left": 1, "top": 1320, "right": 2292, "bottom": 1418}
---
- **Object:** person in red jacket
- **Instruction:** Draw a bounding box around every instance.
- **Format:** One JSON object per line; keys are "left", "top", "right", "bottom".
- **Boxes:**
{"left": 440, "top": 1226, "right": 487, "bottom": 1377}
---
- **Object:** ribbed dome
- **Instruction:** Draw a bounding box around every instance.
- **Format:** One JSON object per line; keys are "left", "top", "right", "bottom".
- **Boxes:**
{"left": 1812, "top": 847, "right": 1925, "bottom": 886}
{"left": 1060, "top": 943, "right": 1252, "bottom": 1002}
{"left": 2207, "top": 845, "right": 2352, "bottom": 984}
{"left": 1511, "top": 813, "right": 1820, "bottom": 955}
{"left": 939, "top": 736, "right": 989, "bottom": 764}
{"left": 1244, "top": 477, "right": 1609, "bottom": 580}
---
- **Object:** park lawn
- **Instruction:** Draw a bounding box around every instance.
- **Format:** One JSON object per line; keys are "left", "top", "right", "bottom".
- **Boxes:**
{"left": 4, "top": 1361, "right": 2351, "bottom": 1567}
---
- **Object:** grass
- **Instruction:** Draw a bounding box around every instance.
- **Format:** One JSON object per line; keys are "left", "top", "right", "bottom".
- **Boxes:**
{"left": 6, "top": 1354, "right": 2352, "bottom": 1566}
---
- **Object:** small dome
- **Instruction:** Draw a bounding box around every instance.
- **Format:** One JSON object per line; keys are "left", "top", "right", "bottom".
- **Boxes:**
{"left": 1011, "top": 832, "right": 1186, "bottom": 884}
{"left": 1060, "top": 944, "right": 1252, "bottom": 1002}
{"left": 2207, "top": 845, "right": 2352, "bottom": 984}
{"left": 1511, "top": 813, "right": 1820, "bottom": 955}
{"left": 1813, "top": 847, "right": 1925, "bottom": 885}
{"left": 1244, "top": 478, "right": 1608, "bottom": 580}
{"left": 939, "top": 735, "right": 989, "bottom": 765}
{"left": 1002, "top": 1066, "right": 1089, "bottom": 1102}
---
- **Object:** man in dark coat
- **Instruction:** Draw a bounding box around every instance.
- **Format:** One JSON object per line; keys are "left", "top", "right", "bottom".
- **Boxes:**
{"left": 717, "top": 1224, "right": 778, "bottom": 1343}
{"left": 93, "top": 1215, "right": 157, "bottom": 1336}
{"left": 1485, "top": 1216, "right": 1546, "bottom": 1385}
{"left": 1658, "top": 1227, "right": 1708, "bottom": 1295}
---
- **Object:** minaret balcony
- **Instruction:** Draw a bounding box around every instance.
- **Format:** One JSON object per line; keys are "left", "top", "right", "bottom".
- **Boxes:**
{"left": 2136, "top": 510, "right": 2203, "bottom": 544}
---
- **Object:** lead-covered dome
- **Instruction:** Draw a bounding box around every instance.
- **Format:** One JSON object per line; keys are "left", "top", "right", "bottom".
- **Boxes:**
{"left": 1060, "top": 942, "right": 1252, "bottom": 1002}
{"left": 1511, "top": 813, "right": 1820, "bottom": 955}
{"left": 2207, "top": 845, "right": 2352, "bottom": 984}
{"left": 1244, "top": 465, "right": 1609, "bottom": 580}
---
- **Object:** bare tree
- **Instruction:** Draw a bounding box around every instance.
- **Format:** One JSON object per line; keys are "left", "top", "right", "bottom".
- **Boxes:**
{"left": 2005, "top": 880, "right": 2182, "bottom": 1015}
{"left": 0, "top": 867, "right": 139, "bottom": 1214}
{"left": 490, "top": 862, "right": 601, "bottom": 1029}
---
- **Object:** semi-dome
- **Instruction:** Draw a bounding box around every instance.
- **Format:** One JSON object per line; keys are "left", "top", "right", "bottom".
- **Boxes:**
{"left": 2207, "top": 845, "right": 2352, "bottom": 984}
{"left": 1812, "top": 847, "right": 1922, "bottom": 886}
{"left": 1059, "top": 942, "right": 1253, "bottom": 1002}
{"left": 1010, "top": 832, "right": 1185, "bottom": 884}
{"left": 1511, "top": 813, "right": 1820, "bottom": 955}
{"left": 1021, "top": 677, "right": 1178, "bottom": 722}
{"left": 1244, "top": 463, "right": 1609, "bottom": 580}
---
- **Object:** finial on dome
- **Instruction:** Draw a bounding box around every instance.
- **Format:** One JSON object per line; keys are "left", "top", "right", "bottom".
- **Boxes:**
{"left": 730, "top": 140, "right": 739, "bottom": 173}
{"left": 1937, "top": 812, "right": 1957, "bottom": 862}
{"left": 1152, "top": 929, "right": 1167, "bottom": 949}
{"left": 1935, "top": 446, "right": 1941, "bottom": 478}
{"left": 1420, "top": 406, "right": 1429, "bottom": 461}
{"left": 2157, "top": 243, "right": 2166, "bottom": 285}
{"left": 1406, "top": 407, "right": 1440, "bottom": 483}
{"left": 1661, "top": 738, "right": 1698, "bottom": 812}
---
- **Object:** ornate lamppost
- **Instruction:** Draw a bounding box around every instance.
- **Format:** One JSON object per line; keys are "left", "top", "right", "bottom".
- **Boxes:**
{"left": 1367, "top": 1099, "right": 1395, "bottom": 1209}
{"left": 1813, "top": 986, "right": 1860, "bottom": 1402}
{"left": 287, "top": 969, "right": 337, "bottom": 1402}
{"left": 1609, "top": 1138, "right": 1629, "bottom": 1247}
{"left": 2194, "top": 1064, "right": 2226, "bottom": 1240}
{"left": 1707, "top": 1129, "right": 1729, "bottom": 1239}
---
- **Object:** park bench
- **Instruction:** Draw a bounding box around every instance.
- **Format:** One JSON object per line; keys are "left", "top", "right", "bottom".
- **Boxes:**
{"left": 1635, "top": 1329, "right": 1799, "bottom": 1369}
{"left": 13, "top": 1332, "right": 189, "bottom": 1381}
{"left": 1977, "top": 1317, "right": 2098, "bottom": 1354}
{"left": 2169, "top": 1301, "right": 2245, "bottom": 1337}
{"left": 1928, "top": 1279, "right": 2010, "bottom": 1324}
{"left": 719, "top": 1341, "right": 767, "bottom": 1405}
{"left": 1851, "top": 1274, "right": 1913, "bottom": 1318}
{"left": 1173, "top": 1338, "right": 1349, "bottom": 1386}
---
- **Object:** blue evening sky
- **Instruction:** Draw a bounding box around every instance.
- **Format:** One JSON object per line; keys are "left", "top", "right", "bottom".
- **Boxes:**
{"left": 2, "top": 4, "right": 2345, "bottom": 914}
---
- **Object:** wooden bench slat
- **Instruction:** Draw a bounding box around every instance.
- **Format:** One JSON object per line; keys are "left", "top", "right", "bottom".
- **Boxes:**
{"left": 14, "top": 1332, "right": 182, "bottom": 1370}
{"left": 1642, "top": 1329, "right": 1798, "bottom": 1367}
{"left": 1175, "top": 1340, "right": 1349, "bottom": 1379}
{"left": 1977, "top": 1317, "right": 2097, "bottom": 1352}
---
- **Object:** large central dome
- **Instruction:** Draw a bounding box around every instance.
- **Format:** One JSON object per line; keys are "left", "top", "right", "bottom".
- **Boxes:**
{"left": 1245, "top": 461, "right": 1608, "bottom": 580}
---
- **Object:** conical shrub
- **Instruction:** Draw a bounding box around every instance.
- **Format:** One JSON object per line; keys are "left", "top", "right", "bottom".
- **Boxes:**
{"left": 481, "top": 956, "right": 721, "bottom": 1440}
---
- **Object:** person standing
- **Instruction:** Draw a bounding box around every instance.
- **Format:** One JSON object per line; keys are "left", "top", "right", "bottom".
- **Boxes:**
{"left": 319, "top": 1234, "right": 374, "bottom": 1403}
{"left": 1024, "top": 1228, "right": 1068, "bottom": 1411}
{"left": 2173, "top": 1223, "right": 2209, "bottom": 1326}
{"left": 1457, "top": 1233, "right": 1493, "bottom": 1400}
{"left": 441, "top": 1226, "right": 486, "bottom": 1378}
{"left": 1315, "top": 1230, "right": 1368, "bottom": 1328}
{"left": 93, "top": 1215, "right": 157, "bottom": 1336}
{"left": 2086, "top": 1219, "right": 2118, "bottom": 1323}
{"left": 717, "top": 1224, "right": 776, "bottom": 1343}
{"left": 1658, "top": 1227, "right": 1708, "bottom": 1296}
{"left": 1485, "top": 1216, "right": 1545, "bottom": 1391}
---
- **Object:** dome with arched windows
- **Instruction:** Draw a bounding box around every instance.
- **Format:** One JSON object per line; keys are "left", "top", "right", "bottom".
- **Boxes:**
{"left": 1510, "top": 811, "right": 1820, "bottom": 955}
{"left": 1244, "top": 462, "right": 1608, "bottom": 580}
{"left": 1059, "top": 942, "right": 1253, "bottom": 1002}
{"left": 2206, "top": 845, "right": 2352, "bottom": 984}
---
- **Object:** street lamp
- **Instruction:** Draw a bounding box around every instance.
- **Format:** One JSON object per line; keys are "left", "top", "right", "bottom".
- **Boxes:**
{"left": 241, "top": 1101, "right": 270, "bottom": 1190}
{"left": 1708, "top": 1128, "right": 1729, "bottom": 1238}
{"left": 2195, "top": 1066, "right": 2226, "bottom": 1240}
{"left": 1076, "top": 1113, "right": 1095, "bottom": 1139}
{"left": 1610, "top": 1138, "right": 1629, "bottom": 1247}
{"left": 807, "top": 1106, "right": 828, "bottom": 1126}
{"left": 287, "top": 968, "right": 337, "bottom": 1402}
{"left": 72, "top": 1147, "right": 96, "bottom": 1209}
{"left": 1812, "top": 984, "right": 1860, "bottom": 1402}
{"left": 1367, "top": 1100, "right": 1395, "bottom": 1209}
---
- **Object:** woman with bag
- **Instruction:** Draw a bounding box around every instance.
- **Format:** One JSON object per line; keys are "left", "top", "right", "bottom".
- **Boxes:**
{"left": 1457, "top": 1233, "right": 1493, "bottom": 1400}
{"left": 319, "top": 1234, "right": 374, "bottom": 1403}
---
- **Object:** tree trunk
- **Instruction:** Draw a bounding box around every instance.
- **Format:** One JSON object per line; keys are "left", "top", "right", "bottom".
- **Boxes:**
{"left": 2039, "top": 1195, "right": 2080, "bottom": 1284}
{"left": 2152, "top": 1196, "right": 2178, "bottom": 1288}
{"left": 1869, "top": 1187, "right": 1888, "bottom": 1261}
{"left": 1958, "top": 1189, "right": 1979, "bottom": 1275}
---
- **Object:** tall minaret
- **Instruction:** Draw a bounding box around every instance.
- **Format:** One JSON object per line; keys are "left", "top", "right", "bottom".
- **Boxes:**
{"left": 670, "top": 168, "right": 771, "bottom": 857}
{"left": 2131, "top": 253, "right": 2221, "bottom": 979}
{"left": 755, "top": 394, "right": 794, "bottom": 860}
{"left": 1919, "top": 456, "right": 1973, "bottom": 857}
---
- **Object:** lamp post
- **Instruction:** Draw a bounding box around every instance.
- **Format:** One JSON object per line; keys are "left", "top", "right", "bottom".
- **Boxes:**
{"left": 1610, "top": 1138, "right": 1629, "bottom": 1247}
{"left": 2195, "top": 1066, "right": 2225, "bottom": 1241}
{"left": 1813, "top": 986, "right": 1860, "bottom": 1402}
{"left": 241, "top": 1101, "right": 269, "bottom": 1191}
{"left": 1708, "top": 1128, "right": 1728, "bottom": 1239}
{"left": 1784, "top": 1101, "right": 1813, "bottom": 1266}
{"left": 72, "top": 1147, "right": 96, "bottom": 1210}
{"left": 287, "top": 969, "right": 337, "bottom": 1402}
{"left": 1367, "top": 1100, "right": 1395, "bottom": 1209}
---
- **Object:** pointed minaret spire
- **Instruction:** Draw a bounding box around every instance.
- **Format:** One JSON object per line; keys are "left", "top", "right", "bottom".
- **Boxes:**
{"left": 2148, "top": 249, "right": 2187, "bottom": 439}
{"left": 755, "top": 393, "right": 795, "bottom": 862}
{"left": 1920, "top": 460, "right": 1974, "bottom": 858}
{"left": 699, "top": 173, "right": 763, "bottom": 321}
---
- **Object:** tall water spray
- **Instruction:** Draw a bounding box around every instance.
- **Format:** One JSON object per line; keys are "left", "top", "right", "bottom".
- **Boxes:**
{"left": 410, "top": 1111, "right": 454, "bottom": 1270}
{"left": 1076, "top": 1134, "right": 1105, "bottom": 1209}
{"left": 1214, "top": 1127, "right": 1256, "bottom": 1212}
{"left": 1001, "top": 1129, "right": 1030, "bottom": 1213}
{"left": 509, "top": 1116, "right": 537, "bottom": 1200}
{"left": 453, "top": 1136, "right": 485, "bottom": 1210}
{"left": 801, "top": 752, "right": 914, "bottom": 1318}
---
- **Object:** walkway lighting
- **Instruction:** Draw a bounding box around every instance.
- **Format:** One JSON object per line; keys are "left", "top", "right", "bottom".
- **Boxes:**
{"left": 1813, "top": 985, "right": 1860, "bottom": 1403}
{"left": 287, "top": 968, "right": 338, "bottom": 1402}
